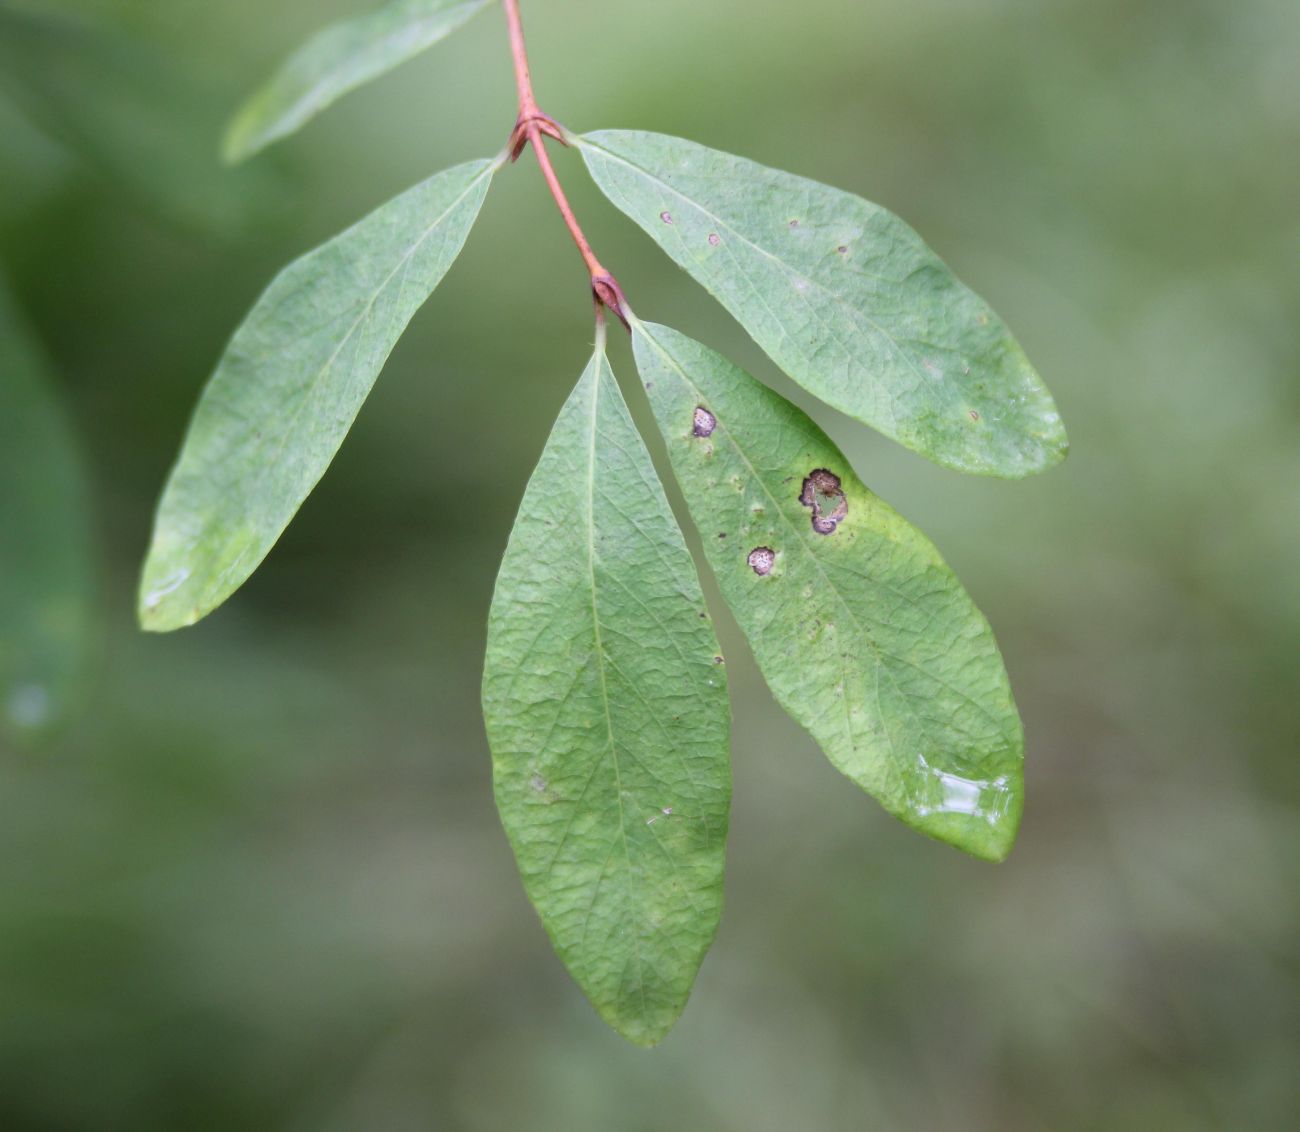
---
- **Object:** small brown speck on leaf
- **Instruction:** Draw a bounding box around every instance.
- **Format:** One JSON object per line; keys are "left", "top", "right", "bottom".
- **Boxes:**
{"left": 708, "top": 233, "right": 720, "bottom": 246}
{"left": 713, "top": 655, "right": 725, "bottom": 665}
{"left": 837, "top": 246, "right": 848, "bottom": 254}
{"left": 789, "top": 219, "right": 800, "bottom": 228}
{"left": 693, "top": 406, "right": 717, "bottom": 437}
{"left": 799, "top": 468, "right": 848, "bottom": 535}
{"left": 969, "top": 409, "right": 981, "bottom": 421}
{"left": 660, "top": 211, "right": 673, "bottom": 224}
{"left": 748, "top": 547, "right": 776, "bottom": 576}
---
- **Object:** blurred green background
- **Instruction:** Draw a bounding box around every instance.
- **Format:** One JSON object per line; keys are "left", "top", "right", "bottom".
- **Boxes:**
{"left": 1, "top": 0, "right": 1297, "bottom": 1127}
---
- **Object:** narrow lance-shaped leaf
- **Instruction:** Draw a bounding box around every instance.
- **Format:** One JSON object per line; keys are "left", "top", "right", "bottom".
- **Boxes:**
{"left": 139, "top": 157, "right": 498, "bottom": 631}
{"left": 0, "top": 276, "right": 97, "bottom": 746}
{"left": 631, "top": 319, "right": 1023, "bottom": 861}
{"left": 580, "top": 131, "right": 1067, "bottom": 479}
{"left": 224, "top": 0, "right": 493, "bottom": 163}
{"left": 482, "top": 337, "right": 731, "bottom": 1046}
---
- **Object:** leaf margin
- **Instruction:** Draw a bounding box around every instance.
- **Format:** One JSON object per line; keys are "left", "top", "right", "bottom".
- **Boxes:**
{"left": 577, "top": 128, "right": 1068, "bottom": 480}
{"left": 138, "top": 154, "right": 501, "bottom": 632}
{"left": 481, "top": 331, "right": 733, "bottom": 1045}
{"left": 628, "top": 314, "right": 1025, "bottom": 862}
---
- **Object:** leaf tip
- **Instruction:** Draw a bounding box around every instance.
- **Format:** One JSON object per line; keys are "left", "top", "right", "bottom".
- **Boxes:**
{"left": 220, "top": 113, "right": 261, "bottom": 166}
{"left": 600, "top": 1006, "right": 679, "bottom": 1049}
{"left": 924, "top": 780, "right": 1023, "bottom": 863}
{"left": 136, "top": 598, "right": 195, "bottom": 635}
{"left": 136, "top": 558, "right": 203, "bottom": 633}
{"left": 1021, "top": 422, "right": 1071, "bottom": 478}
{"left": 963, "top": 417, "right": 1069, "bottom": 479}
{"left": 972, "top": 811, "right": 1022, "bottom": 864}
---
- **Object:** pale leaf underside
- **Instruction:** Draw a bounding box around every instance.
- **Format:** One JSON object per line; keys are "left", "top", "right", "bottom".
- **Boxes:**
{"left": 139, "top": 157, "right": 496, "bottom": 631}
{"left": 580, "top": 130, "right": 1067, "bottom": 479}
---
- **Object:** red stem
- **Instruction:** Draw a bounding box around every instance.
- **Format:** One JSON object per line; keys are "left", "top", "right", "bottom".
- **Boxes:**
{"left": 502, "top": 0, "right": 627, "bottom": 326}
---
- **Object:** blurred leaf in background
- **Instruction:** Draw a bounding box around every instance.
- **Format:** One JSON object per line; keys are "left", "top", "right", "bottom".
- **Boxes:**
{"left": 0, "top": 273, "right": 97, "bottom": 746}
{"left": 0, "top": 0, "right": 1297, "bottom": 1129}
{"left": 222, "top": 0, "right": 493, "bottom": 164}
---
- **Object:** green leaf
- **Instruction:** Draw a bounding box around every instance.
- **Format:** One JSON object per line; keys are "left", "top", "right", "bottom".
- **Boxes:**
{"left": 0, "top": 275, "right": 96, "bottom": 746}
{"left": 224, "top": 0, "right": 492, "bottom": 163}
{"left": 630, "top": 319, "right": 1023, "bottom": 861}
{"left": 482, "top": 337, "right": 731, "bottom": 1046}
{"left": 579, "top": 130, "right": 1067, "bottom": 479}
{"left": 139, "top": 157, "right": 497, "bottom": 631}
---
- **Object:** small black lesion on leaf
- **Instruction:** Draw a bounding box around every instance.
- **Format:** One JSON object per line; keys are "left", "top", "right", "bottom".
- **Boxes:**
{"left": 660, "top": 211, "right": 673, "bottom": 224}
{"left": 799, "top": 468, "right": 848, "bottom": 535}
{"left": 748, "top": 546, "right": 776, "bottom": 576}
{"left": 692, "top": 406, "right": 716, "bottom": 437}
{"left": 968, "top": 409, "right": 981, "bottom": 421}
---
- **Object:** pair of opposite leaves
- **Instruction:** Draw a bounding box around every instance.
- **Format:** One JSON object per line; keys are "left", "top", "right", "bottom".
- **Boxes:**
{"left": 140, "top": 0, "right": 1067, "bottom": 1046}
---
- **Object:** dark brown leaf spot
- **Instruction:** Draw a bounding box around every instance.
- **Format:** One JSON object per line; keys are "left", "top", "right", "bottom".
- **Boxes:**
{"left": 693, "top": 406, "right": 717, "bottom": 437}
{"left": 836, "top": 245, "right": 848, "bottom": 254}
{"left": 969, "top": 409, "right": 981, "bottom": 421}
{"left": 708, "top": 233, "right": 721, "bottom": 246}
{"left": 748, "top": 547, "right": 776, "bottom": 576}
{"left": 789, "top": 219, "right": 800, "bottom": 228}
{"left": 660, "top": 211, "right": 673, "bottom": 224}
{"left": 799, "top": 469, "right": 848, "bottom": 535}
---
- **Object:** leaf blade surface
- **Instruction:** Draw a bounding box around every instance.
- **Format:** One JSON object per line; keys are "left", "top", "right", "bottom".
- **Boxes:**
{"left": 225, "top": 0, "right": 492, "bottom": 162}
{"left": 482, "top": 344, "right": 731, "bottom": 1045}
{"left": 139, "top": 157, "right": 496, "bottom": 631}
{"left": 580, "top": 130, "right": 1066, "bottom": 478}
{"left": 632, "top": 320, "right": 1023, "bottom": 860}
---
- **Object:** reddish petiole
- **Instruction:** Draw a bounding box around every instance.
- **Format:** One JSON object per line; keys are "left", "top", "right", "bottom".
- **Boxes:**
{"left": 501, "top": 0, "right": 628, "bottom": 327}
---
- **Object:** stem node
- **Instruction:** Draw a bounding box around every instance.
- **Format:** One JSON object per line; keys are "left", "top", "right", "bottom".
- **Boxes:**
{"left": 503, "top": 0, "right": 629, "bottom": 328}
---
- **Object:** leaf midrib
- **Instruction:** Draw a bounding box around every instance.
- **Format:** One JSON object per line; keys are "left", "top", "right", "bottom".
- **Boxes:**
{"left": 582, "top": 358, "right": 648, "bottom": 1022}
